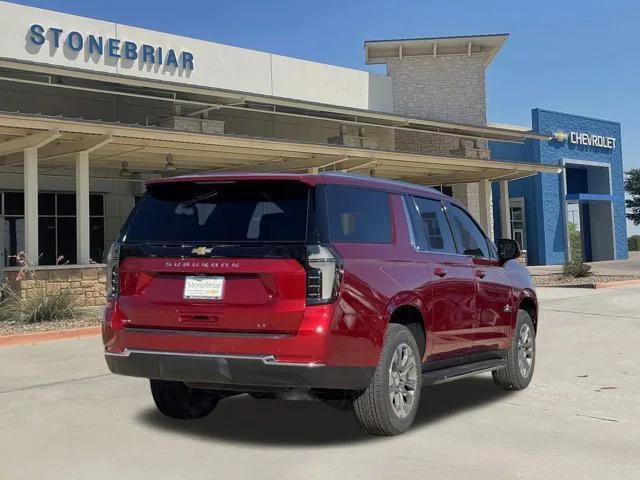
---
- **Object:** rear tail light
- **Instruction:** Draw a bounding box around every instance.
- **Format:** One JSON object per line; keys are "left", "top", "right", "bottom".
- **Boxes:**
{"left": 306, "top": 244, "right": 342, "bottom": 305}
{"left": 103, "top": 299, "right": 127, "bottom": 331}
{"left": 106, "top": 242, "right": 121, "bottom": 298}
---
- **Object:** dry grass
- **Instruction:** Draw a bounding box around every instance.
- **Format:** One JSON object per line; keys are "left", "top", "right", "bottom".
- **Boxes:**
{"left": 0, "top": 282, "right": 79, "bottom": 324}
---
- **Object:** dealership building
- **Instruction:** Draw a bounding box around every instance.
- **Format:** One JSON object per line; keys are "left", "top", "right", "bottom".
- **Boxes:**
{"left": 0, "top": 1, "right": 628, "bottom": 305}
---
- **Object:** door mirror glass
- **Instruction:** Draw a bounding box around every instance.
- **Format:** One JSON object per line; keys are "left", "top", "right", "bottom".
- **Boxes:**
{"left": 497, "top": 238, "right": 521, "bottom": 263}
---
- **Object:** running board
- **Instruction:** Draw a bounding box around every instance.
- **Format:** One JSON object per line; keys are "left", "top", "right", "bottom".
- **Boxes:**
{"left": 422, "top": 359, "right": 507, "bottom": 385}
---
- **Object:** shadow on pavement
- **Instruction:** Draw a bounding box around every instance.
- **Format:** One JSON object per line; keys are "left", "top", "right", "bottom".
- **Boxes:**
{"left": 137, "top": 376, "right": 513, "bottom": 446}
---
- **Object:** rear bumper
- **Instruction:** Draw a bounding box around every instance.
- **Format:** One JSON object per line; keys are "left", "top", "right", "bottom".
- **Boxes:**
{"left": 105, "top": 349, "right": 374, "bottom": 390}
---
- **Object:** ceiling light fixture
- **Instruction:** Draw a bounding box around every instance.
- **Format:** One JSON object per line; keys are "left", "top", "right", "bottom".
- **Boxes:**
{"left": 119, "top": 161, "right": 132, "bottom": 178}
{"left": 165, "top": 154, "right": 176, "bottom": 172}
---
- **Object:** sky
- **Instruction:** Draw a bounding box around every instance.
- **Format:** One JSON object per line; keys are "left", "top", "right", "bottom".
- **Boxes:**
{"left": 11, "top": 0, "right": 640, "bottom": 234}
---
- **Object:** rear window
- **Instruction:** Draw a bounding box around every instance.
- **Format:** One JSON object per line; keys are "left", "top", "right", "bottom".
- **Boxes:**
{"left": 125, "top": 181, "right": 310, "bottom": 243}
{"left": 324, "top": 185, "right": 392, "bottom": 244}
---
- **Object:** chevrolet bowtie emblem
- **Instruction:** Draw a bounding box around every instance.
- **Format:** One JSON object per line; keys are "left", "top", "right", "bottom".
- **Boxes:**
{"left": 191, "top": 246, "right": 212, "bottom": 256}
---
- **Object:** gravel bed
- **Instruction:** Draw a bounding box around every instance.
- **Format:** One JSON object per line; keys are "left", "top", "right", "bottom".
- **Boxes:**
{"left": 0, "top": 315, "right": 101, "bottom": 336}
{"left": 534, "top": 274, "right": 640, "bottom": 287}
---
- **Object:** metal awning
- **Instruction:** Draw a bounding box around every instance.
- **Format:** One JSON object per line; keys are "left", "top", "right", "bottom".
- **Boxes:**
{"left": 0, "top": 112, "right": 560, "bottom": 185}
{"left": 0, "top": 59, "right": 549, "bottom": 144}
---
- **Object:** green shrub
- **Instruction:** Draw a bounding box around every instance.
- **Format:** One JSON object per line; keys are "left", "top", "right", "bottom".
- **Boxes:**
{"left": 629, "top": 235, "right": 640, "bottom": 252}
{"left": 563, "top": 261, "right": 592, "bottom": 278}
{"left": 0, "top": 282, "right": 18, "bottom": 322}
{"left": 567, "top": 222, "right": 583, "bottom": 263}
{"left": 1, "top": 251, "right": 79, "bottom": 323}
{"left": 0, "top": 281, "right": 78, "bottom": 323}
{"left": 17, "top": 286, "right": 78, "bottom": 323}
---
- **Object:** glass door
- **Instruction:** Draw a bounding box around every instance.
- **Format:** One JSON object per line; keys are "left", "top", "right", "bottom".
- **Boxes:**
{"left": 509, "top": 198, "right": 527, "bottom": 251}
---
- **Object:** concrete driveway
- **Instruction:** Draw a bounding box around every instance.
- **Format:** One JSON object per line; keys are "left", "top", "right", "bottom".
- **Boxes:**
{"left": 1, "top": 287, "right": 639, "bottom": 479}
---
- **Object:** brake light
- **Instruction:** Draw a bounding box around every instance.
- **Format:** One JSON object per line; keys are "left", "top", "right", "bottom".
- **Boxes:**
{"left": 306, "top": 245, "right": 342, "bottom": 305}
{"left": 106, "top": 242, "right": 121, "bottom": 298}
{"left": 103, "top": 299, "right": 127, "bottom": 331}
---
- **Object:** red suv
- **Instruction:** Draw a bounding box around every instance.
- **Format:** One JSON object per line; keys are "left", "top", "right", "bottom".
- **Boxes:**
{"left": 103, "top": 173, "right": 537, "bottom": 435}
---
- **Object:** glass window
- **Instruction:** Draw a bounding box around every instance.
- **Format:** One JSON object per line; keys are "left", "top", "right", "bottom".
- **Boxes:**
{"left": 4, "top": 192, "right": 24, "bottom": 216}
{"left": 447, "top": 203, "right": 492, "bottom": 258}
{"left": 90, "top": 217, "right": 105, "bottom": 262}
{"left": 38, "top": 193, "right": 56, "bottom": 216}
{"left": 90, "top": 194, "right": 104, "bottom": 216}
{"left": 325, "top": 186, "right": 391, "bottom": 244}
{"left": 409, "top": 196, "right": 456, "bottom": 254}
{"left": 3, "top": 217, "right": 24, "bottom": 266}
{"left": 126, "top": 181, "right": 310, "bottom": 243}
{"left": 57, "top": 193, "right": 76, "bottom": 216}
{"left": 2, "top": 192, "right": 105, "bottom": 266}
{"left": 38, "top": 217, "right": 56, "bottom": 265}
{"left": 57, "top": 217, "right": 77, "bottom": 264}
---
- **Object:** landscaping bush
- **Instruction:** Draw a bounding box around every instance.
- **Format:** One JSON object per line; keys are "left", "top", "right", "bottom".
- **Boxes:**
{"left": 1, "top": 252, "right": 79, "bottom": 323}
{"left": 563, "top": 221, "right": 592, "bottom": 278}
{"left": 562, "top": 261, "right": 592, "bottom": 278}
{"left": 0, "top": 282, "right": 78, "bottom": 323}
{"left": 629, "top": 235, "right": 640, "bottom": 252}
{"left": 0, "top": 282, "right": 17, "bottom": 322}
{"left": 17, "top": 286, "right": 78, "bottom": 323}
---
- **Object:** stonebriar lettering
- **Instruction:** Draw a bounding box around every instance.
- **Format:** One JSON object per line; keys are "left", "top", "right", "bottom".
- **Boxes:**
{"left": 569, "top": 131, "right": 616, "bottom": 149}
{"left": 28, "top": 24, "right": 194, "bottom": 70}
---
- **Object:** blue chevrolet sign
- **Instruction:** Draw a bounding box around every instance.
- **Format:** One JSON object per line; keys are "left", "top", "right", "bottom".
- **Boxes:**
{"left": 28, "top": 24, "right": 194, "bottom": 70}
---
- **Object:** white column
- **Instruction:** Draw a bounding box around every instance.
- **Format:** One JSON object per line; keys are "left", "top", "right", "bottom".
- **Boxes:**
{"left": 478, "top": 179, "right": 493, "bottom": 240}
{"left": 499, "top": 180, "right": 512, "bottom": 240}
{"left": 24, "top": 147, "right": 39, "bottom": 265}
{"left": 76, "top": 150, "right": 91, "bottom": 264}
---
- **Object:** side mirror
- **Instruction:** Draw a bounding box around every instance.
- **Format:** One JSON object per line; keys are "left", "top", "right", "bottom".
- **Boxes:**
{"left": 497, "top": 238, "right": 521, "bottom": 264}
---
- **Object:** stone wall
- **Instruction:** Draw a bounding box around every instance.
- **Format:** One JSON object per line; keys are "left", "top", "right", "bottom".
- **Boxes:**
{"left": 385, "top": 53, "right": 491, "bottom": 223}
{"left": 386, "top": 54, "right": 487, "bottom": 125}
{"left": 3, "top": 265, "right": 107, "bottom": 307}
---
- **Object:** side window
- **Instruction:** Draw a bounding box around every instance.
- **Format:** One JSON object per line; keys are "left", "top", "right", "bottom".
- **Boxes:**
{"left": 325, "top": 186, "right": 392, "bottom": 243}
{"left": 446, "top": 203, "right": 492, "bottom": 258}
{"left": 408, "top": 196, "right": 456, "bottom": 254}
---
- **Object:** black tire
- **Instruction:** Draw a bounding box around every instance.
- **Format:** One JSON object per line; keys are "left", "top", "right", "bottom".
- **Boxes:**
{"left": 353, "top": 323, "right": 422, "bottom": 435}
{"left": 150, "top": 380, "right": 220, "bottom": 419}
{"left": 493, "top": 309, "right": 536, "bottom": 391}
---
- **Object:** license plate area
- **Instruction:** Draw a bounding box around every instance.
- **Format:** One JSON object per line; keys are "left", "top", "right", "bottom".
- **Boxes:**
{"left": 183, "top": 276, "right": 224, "bottom": 300}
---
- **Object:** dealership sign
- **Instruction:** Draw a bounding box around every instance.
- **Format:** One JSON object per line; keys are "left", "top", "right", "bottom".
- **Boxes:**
{"left": 553, "top": 130, "right": 616, "bottom": 149}
{"left": 28, "top": 24, "right": 194, "bottom": 70}
{"left": 569, "top": 132, "right": 616, "bottom": 149}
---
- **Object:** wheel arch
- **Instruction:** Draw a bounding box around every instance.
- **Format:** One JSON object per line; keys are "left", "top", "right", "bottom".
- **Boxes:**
{"left": 386, "top": 294, "right": 428, "bottom": 360}
{"left": 518, "top": 292, "right": 538, "bottom": 331}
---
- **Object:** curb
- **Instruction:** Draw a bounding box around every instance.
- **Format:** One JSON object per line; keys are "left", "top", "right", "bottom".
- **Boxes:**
{"left": 0, "top": 326, "right": 101, "bottom": 348}
{"left": 592, "top": 279, "right": 640, "bottom": 289}
{"left": 538, "top": 279, "right": 640, "bottom": 290}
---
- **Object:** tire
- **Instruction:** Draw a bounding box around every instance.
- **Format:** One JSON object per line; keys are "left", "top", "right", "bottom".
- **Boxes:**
{"left": 150, "top": 380, "right": 220, "bottom": 419}
{"left": 493, "top": 309, "right": 536, "bottom": 391}
{"left": 353, "top": 323, "right": 422, "bottom": 435}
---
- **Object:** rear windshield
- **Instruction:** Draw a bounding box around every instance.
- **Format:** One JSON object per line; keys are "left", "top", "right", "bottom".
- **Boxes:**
{"left": 125, "top": 181, "right": 310, "bottom": 243}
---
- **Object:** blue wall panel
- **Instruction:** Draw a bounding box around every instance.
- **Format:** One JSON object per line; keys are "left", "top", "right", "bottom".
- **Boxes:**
{"left": 490, "top": 108, "right": 628, "bottom": 265}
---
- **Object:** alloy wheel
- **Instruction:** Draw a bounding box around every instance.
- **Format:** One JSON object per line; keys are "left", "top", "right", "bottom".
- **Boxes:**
{"left": 517, "top": 323, "right": 534, "bottom": 378}
{"left": 388, "top": 342, "right": 418, "bottom": 418}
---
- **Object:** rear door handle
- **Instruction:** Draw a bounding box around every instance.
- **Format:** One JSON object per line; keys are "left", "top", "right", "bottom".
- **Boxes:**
{"left": 433, "top": 267, "right": 447, "bottom": 277}
{"left": 475, "top": 270, "right": 486, "bottom": 279}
